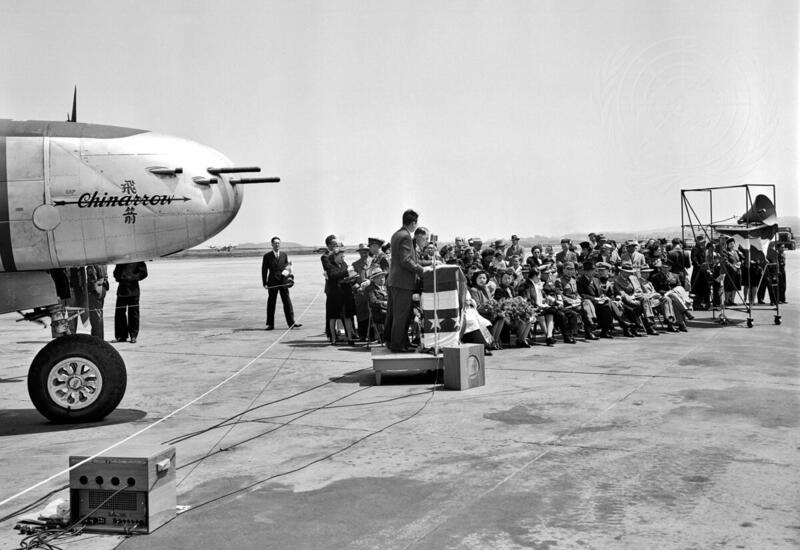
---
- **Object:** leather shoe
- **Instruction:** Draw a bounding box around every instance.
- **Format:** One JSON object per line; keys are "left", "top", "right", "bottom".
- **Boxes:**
{"left": 130, "top": 337, "right": 137, "bottom": 344}
{"left": 265, "top": 325, "right": 274, "bottom": 331}
{"left": 484, "top": 348, "right": 493, "bottom": 356}
{"left": 291, "top": 323, "right": 303, "bottom": 329}
{"left": 584, "top": 333, "right": 599, "bottom": 341}
{"left": 517, "top": 341, "right": 531, "bottom": 348}
{"left": 545, "top": 337, "right": 555, "bottom": 346}
{"left": 684, "top": 312, "right": 695, "bottom": 320}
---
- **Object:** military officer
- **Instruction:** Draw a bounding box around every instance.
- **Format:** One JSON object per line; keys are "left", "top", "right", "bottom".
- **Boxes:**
{"left": 368, "top": 237, "right": 389, "bottom": 272}
{"left": 352, "top": 243, "right": 372, "bottom": 340}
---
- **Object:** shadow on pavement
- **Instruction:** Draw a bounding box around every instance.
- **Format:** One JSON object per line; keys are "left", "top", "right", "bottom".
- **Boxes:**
{"left": 686, "top": 317, "right": 745, "bottom": 329}
{"left": 0, "top": 408, "right": 148, "bottom": 437}
{"left": 283, "top": 340, "right": 333, "bottom": 348}
{"left": 332, "top": 368, "right": 444, "bottom": 387}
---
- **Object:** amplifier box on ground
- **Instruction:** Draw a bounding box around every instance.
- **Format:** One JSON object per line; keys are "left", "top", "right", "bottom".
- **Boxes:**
{"left": 443, "top": 344, "right": 485, "bottom": 390}
{"left": 69, "top": 444, "right": 175, "bottom": 534}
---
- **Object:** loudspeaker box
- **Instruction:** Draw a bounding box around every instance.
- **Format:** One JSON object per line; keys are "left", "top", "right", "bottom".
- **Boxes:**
{"left": 443, "top": 344, "right": 485, "bottom": 390}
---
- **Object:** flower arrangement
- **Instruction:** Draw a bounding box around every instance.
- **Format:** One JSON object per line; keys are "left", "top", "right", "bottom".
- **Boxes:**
{"left": 476, "top": 299, "right": 504, "bottom": 322}
{"left": 501, "top": 296, "right": 535, "bottom": 325}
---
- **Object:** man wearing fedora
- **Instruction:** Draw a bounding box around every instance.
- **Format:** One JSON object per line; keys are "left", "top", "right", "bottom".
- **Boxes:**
{"left": 667, "top": 238, "right": 690, "bottom": 289}
{"left": 351, "top": 243, "right": 373, "bottom": 340}
{"left": 690, "top": 235, "right": 711, "bottom": 310}
{"left": 559, "top": 261, "right": 599, "bottom": 340}
{"left": 653, "top": 259, "right": 693, "bottom": 328}
{"left": 505, "top": 234, "right": 523, "bottom": 260}
{"left": 469, "top": 237, "right": 484, "bottom": 256}
{"left": 622, "top": 239, "right": 647, "bottom": 269}
{"left": 386, "top": 209, "right": 429, "bottom": 352}
{"left": 555, "top": 238, "right": 578, "bottom": 273}
{"left": 262, "top": 236, "right": 301, "bottom": 331}
{"left": 577, "top": 261, "right": 617, "bottom": 338}
{"left": 614, "top": 260, "right": 656, "bottom": 336}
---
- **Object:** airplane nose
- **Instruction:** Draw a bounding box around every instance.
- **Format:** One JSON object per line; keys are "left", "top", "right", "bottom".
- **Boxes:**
{"left": 139, "top": 133, "right": 248, "bottom": 248}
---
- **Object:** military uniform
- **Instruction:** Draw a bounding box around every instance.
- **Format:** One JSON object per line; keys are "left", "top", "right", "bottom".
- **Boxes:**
{"left": 352, "top": 244, "right": 372, "bottom": 340}
{"left": 367, "top": 237, "right": 390, "bottom": 273}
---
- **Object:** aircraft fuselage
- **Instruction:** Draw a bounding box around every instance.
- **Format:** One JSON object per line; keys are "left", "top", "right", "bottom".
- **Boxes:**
{"left": 0, "top": 119, "right": 243, "bottom": 272}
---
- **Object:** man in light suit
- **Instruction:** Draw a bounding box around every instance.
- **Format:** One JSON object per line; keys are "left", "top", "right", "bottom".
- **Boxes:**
{"left": 385, "top": 209, "right": 429, "bottom": 352}
{"left": 262, "top": 236, "right": 301, "bottom": 330}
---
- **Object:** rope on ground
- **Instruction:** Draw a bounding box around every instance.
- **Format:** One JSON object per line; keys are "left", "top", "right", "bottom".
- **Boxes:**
{"left": 0, "top": 288, "right": 323, "bottom": 510}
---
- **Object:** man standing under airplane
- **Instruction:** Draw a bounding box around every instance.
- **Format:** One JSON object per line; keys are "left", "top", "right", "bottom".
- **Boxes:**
{"left": 262, "top": 237, "right": 301, "bottom": 330}
{"left": 113, "top": 261, "right": 147, "bottom": 343}
{"left": 385, "top": 209, "right": 430, "bottom": 352}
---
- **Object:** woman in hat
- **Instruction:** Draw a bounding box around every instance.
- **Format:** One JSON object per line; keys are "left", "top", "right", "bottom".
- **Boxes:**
{"left": 494, "top": 269, "right": 532, "bottom": 347}
{"left": 489, "top": 250, "right": 508, "bottom": 273}
{"left": 326, "top": 247, "right": 358, "bottom": 345}
{"left": 517, "top": 265, "right": 557, "bottom": 345}
{"left": 469, "top": 270, "right": 505, "bottom": 349}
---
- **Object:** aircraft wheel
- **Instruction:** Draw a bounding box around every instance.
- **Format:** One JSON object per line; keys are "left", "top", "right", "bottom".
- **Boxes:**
{"left": 774, "top": 315, "right": 782, "bottom": 325}
{"left": 746, "top": 318, "right": 753, "bottom": 328}
{"left": 27, "top": 334, "right": 127, "bottom": 423}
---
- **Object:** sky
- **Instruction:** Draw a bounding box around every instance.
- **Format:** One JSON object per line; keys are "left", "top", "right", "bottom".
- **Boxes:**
{"left": 2, "top": 0, "right": 797, "bottom": 247}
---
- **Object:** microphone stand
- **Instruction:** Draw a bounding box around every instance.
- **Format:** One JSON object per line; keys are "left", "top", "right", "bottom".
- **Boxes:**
{"left": 432, "top": 250, "right": 440, "bottom": 357}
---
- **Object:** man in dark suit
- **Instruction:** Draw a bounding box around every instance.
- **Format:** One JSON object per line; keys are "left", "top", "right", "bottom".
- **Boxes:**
{"left": 321, "top": 234, "right": 339, "bottom": 339}
{"left": 667, "top": 238, "right": 690, "bottom": 289}
{"left": 385, "top": 209, "right": 428, "bottom": 352}
{"left": 113, "top": 261, "right": 148, "bottom": 343}
{"left": 262, "top": 236, "right": 301, "bottom": 330}
{"left": 577, "top": 260, "right": 615, "bottom": 338}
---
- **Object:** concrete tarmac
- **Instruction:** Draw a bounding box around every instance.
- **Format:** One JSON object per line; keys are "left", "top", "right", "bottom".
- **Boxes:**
{"left": 0, "top": 254, "right": 797, "bottom": 550}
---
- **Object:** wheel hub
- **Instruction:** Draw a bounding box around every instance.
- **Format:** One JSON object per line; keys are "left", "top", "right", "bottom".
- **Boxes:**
{"left": 47, "top": 358, "right": 103, "bottom": 410}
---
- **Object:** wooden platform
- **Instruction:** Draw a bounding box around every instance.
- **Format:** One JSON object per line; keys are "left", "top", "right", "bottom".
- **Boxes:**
{"left": 371, "top": 347, "right": 443, "bottom": 385}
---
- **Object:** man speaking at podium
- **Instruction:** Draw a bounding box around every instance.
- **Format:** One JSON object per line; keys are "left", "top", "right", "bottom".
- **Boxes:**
{"left": 385, "top": 209, "right": 430, "bottom": 352}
